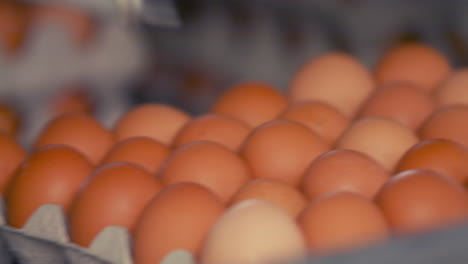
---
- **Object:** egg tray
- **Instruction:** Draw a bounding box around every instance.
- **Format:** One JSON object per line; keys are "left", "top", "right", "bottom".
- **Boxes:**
{"left": 2, "top": 192, "right": 468, "bottom": 264}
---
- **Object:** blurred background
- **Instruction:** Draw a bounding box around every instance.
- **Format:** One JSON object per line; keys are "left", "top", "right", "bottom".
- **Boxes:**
{"left": 0, "top": 0, "right": 466, "bottom": 145}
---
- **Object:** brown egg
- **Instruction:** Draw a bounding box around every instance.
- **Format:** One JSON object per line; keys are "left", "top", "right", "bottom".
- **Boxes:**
{"left": 375, "top": 43, "right": 452, "bottom": 93}
{"left": 241, "top": 120, "right": 329, "bottom": 186}
{"left": 158, "top": 141, "right": 251, "bottom": 202}
{"left": 397, "top": 139, "right": 468, "bottom": 184}
{"left": 299, "top": 192, "right": 389, "bottom": 253}
{"left": 288, "top": 52, "right": 374, "bottom": 116}
{"left": 114, "top": 104, "right": 191, "bottom": 145}
{"left": 50, "top": 87, "right": 95, "bottom": 118}
{"left": 133, "top": 183, "right": 224, "bottom": 264}
{"left": 0, "top": 0, "right": 31, "bottom": 55}
{"left": 335, "top": 117, "right": 419, "bottom": 171}
{"left": 101, "top": 137, "right": 170, "bottom": 174}
{"left": 211, "top": 82, "right": 288, "bottom": 127}
{"left": 434, "top": 69, "right": 468, "bottom": 107}
{"left": 0, "top": 133, "right": 26, "bottom": 194}
{"left": 376, "top": 169, "right": 468, "bottom": 234}
{"left": 278, "top": 101, "right": 350, "bottom": 145}
{"left": 419, "top": 105, "right": 468, "bottom": 148}
{"left": 34, "top": 113, "right": 114, "bottom": 164}
{"left": 7, "top": 145, "right": 93, "bottom": 228}
{"left": 32, "top": 3, "right": 95, "bottom": 46}
{"left": 69, "top": 162, "right": 162, "bottom": 247}
{"left": 173, "top": 114, "right": 252, "bottom": 151}
{"left": 358, "top": 82, "right": 435, "bottom": 130}
{"left": 0, "top": 103, "right": 21, "bottom": 137}
{"left": 230, "top": 178, "right": 307, "bottom": 218}
{"left": 302, "top": 149, "right": 390, "bottom": 200}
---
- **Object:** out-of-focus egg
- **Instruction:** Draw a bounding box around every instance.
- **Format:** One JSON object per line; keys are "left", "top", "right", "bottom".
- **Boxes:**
{"left": 299, "top": 192, "right": 389, "bottom": 253}
{"left": 0, "top": 133, "right": 26, "bottom": 194}
{"left": 230, "top": 179, "right": 307, "bottom": 218}
{"left": 397, "top": 139, "right": 468, "bottom": 183}
{"left": 419, "top": 105, "right": 468, "bottom": 148}
{"left": 376, "top": 169, "right": 468, "bottom": 234}
{"left": 357, "top": 82, "right": 435, "bottom": 130}
{"left": 434, "top": 69, "right": 468, "bottom": 107}
{"left": 374, "top": 43, "right": 452, "bottom": 93}
{"left": 172, "top": 114, "right": 251, "bottom": 151}
{"left": 50, "top": 87, "right": 95, "bottom": 118}
{"left": 201, "top": 200, "right": 306, "bottom": 264}
{"left": 335, "top": 117, "right": 418, "bottom": 171}
{"left": 0, "top": 103, "right": 21, "bottom": 136}
{"left": 69, "top": 162, "right": 162, "bottom": 247}
{"left": 34, "top": 113, "right": 114, "bottom": 164}
{"left": 6, "top": 145, "right": 93, "bottom": 228}
{"left": 211, "top": 82, "right": 288, "bottom": 127}
{"left": 158, "top": 141, "right": 251, "bottom": 202}
{"left": 101, "top": 137, "right": 170, "bottom": 174}
{"left": 32, "top": 3, "right": 95, "bottom": 46}
{"left": 133, "top": 183, "right": 224, "bottom": 264}
{"left": 278, "top": 101, "right": 350, "bottom": 145}
{"left": 0, "top": 0, "right": 31, "bottom": 55}
{"left": 241, "top": 120, "right": 329, "bottom": 186}
{"left": 288, "top": 52, "right": 374, "bottom": 116}
{"left": 114, "top": 104, "right": 191, "bottom": 145}
{"left": 302, "top": 149, "right": 390, "bottom": 200}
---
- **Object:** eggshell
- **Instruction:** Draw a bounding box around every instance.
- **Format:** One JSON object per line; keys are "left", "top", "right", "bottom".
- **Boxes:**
{"left": 211, "top": 82, "right": 288, "bottom": 127}
{"left": 335, "top": 117, "right": 419, "bottom": 171}
{"left": 50, "top": 87, "right": 95, "bottom": 118}
{"left": 0, "top": 133, "right": 26, "bottom": 194}
{"left": 0, "top": 0, "right": 31, "bottom": 55}
{"left": 133, "top": 183, "right": 224, "bottom": 264}
{"left": 397, "top": 139, "right": 468, "bottom": 183}
{"left": 173, "top": 114, "right": 251, "bottom": 151}
{"left": 241, "top": 120, "right": 329, "bottom": 186}
{"left": 288, "top": 52, "right": 374, "bottom": 116}
{"left": 158, "top": 141, "right": 251, "bottom": 202}
{"left": 114, "top": 104, "right": 191, "bottom": 145}
{"left": 69, "top": 162, "right": 162, "bottom": 247}
{"left": 101, "top": 136, "right": 170, "bottom": 174}
{"left": 0, "top": 103, "right": 21, "bottom": 136}
{"left": 375, "top": 43, "right": 452, "bottom": 93}
{"left": 201, "top": 200, "right": 307, "bottom": 264}
{"left": 419, "top": 105, "right": 468, "bottom": 148}
{"left": 278, "top": 101, "right": 350, "bottom": 145}
{"left": 34, "top": 113, "right": 114, "bottom": 164}
{"left": 299, "top": 192, "right": 389, "bottom": 253}
{"left": 302, "top": 149, "right": 390, "bottom": 200}
{"left": 376, "top": 169, "right": 468, "bottom": 234}
{"left": 434, "top": 69, "right": 468, "bottom": 107}
{"left": 230, "top": 178, "right": 307, "bottom": 218}
{"left": 6, "top": 145, "right": 93, "bottom": 228}
{"left": 357, "top": 82, "right": 435, "bottom": 130}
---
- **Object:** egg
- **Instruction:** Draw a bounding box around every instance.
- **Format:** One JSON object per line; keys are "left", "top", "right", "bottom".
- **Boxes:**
{"left": 302, "top": 149, "right": 390, "bottom": 200}
{"left": 230, "top": 178, "right": 307, "bottom": 218}
{"left": 0, "top": 0, "right": 31, "bottom": 55}
{"left": 376, "top": 169, "right": 468, "bottom": 234}
{"left": 201, "top": 200, "right": 307, "bottom": 264}
{"left": 278, "top": 101, "right": 350, "bottom": 145}
{"left": 397, "top": 139, "right": 468, "bottom": 184}
{"left": 288, "top": 52, "right": 374, "bottom": 116}
{"left": 133, "top": 183, "right": 224, "bottom": 264}
{"left": 299, "top": 192, "right": 389, "bottom": 253}
{"left": 114, "top": 104, "right": 191, "bottom": 145}
{"left": 158, "top": 141, "right": 251, "bottom": 202}
{"left": 0, "top": 103, "right": 21, "bottom": 136}
{"left": 242, "top": 120, "right": 329, "bottom": 186}
{"left": 172, "top": 113, "right": 252, "bottom": 151}
{"left": 357, "top": 82, "right": 435, "bottom": 130}
{"left": 374, "top": 43, "right": 452, "bottom": 93}
{"left": 335, "top": 117, "right": 419, "bottom": 171}
{"left": 101, "top": 136, "right": 170, "bottom": 174}
{"left": 6, "top": 145, "right": 93, "bottom": 228}
{"left": 34, "top": 113, "right": 114, "bottom": 164}
{"left": 69, "top": 162, "right": 162, "bottom": 247}
{"left": 211, "top": 82, "right": 288, "bottom": 127}
{"left": 50, "top": 87, "right": 95, "bottom": 118}
{"left": 419, "top": 105, "right": 468, "bottom": 148}
{"left": 0, "top": 133, "right": 26, "bottom": 194}
{"left": 434, "top": 69, "right": 468, "bottom": 107}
